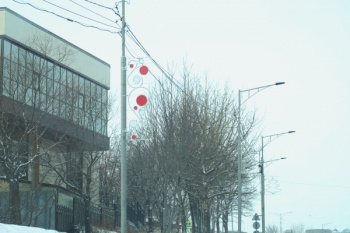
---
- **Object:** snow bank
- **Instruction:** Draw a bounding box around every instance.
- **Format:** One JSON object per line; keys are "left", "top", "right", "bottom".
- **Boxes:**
{"left": 0, "top": 223, "right": 61, "bottom": 233}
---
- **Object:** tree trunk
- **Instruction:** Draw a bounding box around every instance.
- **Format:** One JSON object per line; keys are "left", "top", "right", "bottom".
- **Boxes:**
{"left": 203, "top": 203, "right": 210, "bottom": 233}
{"left": 29, "top": 131, "right": 40, "bottom": 226}
{"left": 9, "top": 180, "right": 22, "bottom": 224}
{"left": 84, "top": 195, "right": 92, "bottom": 233}
{"left": 181, "top": 202, "right": 186, "bottom": 233}
{"left": 84, "top": 164, "right": 92, "bottom": 233}
{"left": 223, "top": 211, "right": 228, "bottom": 233}
{"left": 189, "top": 195, "right": 198, "bottom": 233}
{"left": 216, "top": 199, "right": 220, "bottom": 233}
{"left": 148, "top": 204, "right": 153, "bottom": 233}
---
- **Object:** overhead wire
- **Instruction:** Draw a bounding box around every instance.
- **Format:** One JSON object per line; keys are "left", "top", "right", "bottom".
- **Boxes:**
{"left": 12, "top": 0, "right": 120, "bottom": 34}
{"left": 67, "top": 0, "right": 119, "bottom": 25}
{"left": 84, "top": 0, "right": 115, "bottom": 10}
{"left": 280, "top": 180, "right": 350, "bottom": 189}
{"left": 43, "top": 0, "right": 119, "bottom": 30}
{"left": 125, "top": 26, "right": 184, "bottom": 92}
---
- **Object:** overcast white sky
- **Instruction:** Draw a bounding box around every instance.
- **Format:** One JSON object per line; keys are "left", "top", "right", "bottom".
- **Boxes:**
{"left": 2, "top": 0, "right": 350, "bottom": 231}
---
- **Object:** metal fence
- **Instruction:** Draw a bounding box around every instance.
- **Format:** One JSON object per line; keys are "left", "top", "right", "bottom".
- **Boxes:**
{"left": 56, "top": 199, "right": 144, "bottom": 232}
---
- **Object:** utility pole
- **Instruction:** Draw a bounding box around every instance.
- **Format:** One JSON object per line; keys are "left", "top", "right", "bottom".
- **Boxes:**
{"left": 261, "top": 131, "right": 294, "bottom": 233}
{"left": 272, "top": 212, "right": 291, "bottom": 233}
{"left": 120, "top": 1, "right": 127, "bottom": 233}
{"left": 237, "top": 90, "right": 242, "bottom": 233}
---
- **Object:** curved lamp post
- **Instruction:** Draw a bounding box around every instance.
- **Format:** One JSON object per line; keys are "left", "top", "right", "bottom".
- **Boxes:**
{"left": 261, "top": 131, "right": 295, "bottom": 233}
{"left": 237, "top": 82, "right": 285, "bottom": 233}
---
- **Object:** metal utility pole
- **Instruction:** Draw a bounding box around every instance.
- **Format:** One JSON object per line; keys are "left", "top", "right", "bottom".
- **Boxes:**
{"left": 237, "top": 90, "right": 242, "bottom": 233}
{"left": 261, "top": 131, "right": 295, "bottom": 233}
{"left": 272, "top": 212, "right": 291, "bottom": 233}
{"left": 120, "top": 1, "right": 127, "bottom": 233}
{"left": 260, "top": 143, "right": 265, "bottom": 233}
{"left": 237, "top": 82, "right": 285, "bottom": 233}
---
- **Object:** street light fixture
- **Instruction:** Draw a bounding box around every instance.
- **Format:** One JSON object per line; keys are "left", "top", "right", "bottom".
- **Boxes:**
{"left": 237, "top": 82, "right": 285, "bottom": 233}
{"left": 261, "top": 131, "right": 295, "bottom": 233}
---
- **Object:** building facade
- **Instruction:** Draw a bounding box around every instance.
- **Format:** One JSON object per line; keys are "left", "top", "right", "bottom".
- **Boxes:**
{"left": 0, "top": 7, "right": 111, "bottom": 230}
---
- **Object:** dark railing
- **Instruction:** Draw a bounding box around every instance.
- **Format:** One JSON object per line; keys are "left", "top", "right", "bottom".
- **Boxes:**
{"left": 56, "top": 199, "right": 144, "bottom": 232}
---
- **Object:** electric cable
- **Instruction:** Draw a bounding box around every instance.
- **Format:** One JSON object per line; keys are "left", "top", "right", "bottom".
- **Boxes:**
{"left": 67, "top": 0, "right": 119, "bottom": 25}
{"left": 84, "top": 0, "right": 114, "bottom": 10}
{"left": 43, "top": 0, "right": 118, "bottom": 30}
{"left": 125, "top": 26, "right": 184, "bottom": 92}
{"left": 12, "top": 0, "right": 120, "bottom": 34}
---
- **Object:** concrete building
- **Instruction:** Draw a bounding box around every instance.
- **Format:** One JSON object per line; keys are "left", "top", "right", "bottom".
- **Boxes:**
{"left": 306, "top": 229, "right": 333, "bottom": 233}
{"left": 0, "top": 7, "right": 111, "bottom": 230}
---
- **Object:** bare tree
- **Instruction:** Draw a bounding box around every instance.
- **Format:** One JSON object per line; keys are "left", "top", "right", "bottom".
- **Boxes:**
{"left": 127, "top": 68, "right": 259, "bottom": 233}
{"left": 267, "top": 224, "right": 279, "bottom": 233}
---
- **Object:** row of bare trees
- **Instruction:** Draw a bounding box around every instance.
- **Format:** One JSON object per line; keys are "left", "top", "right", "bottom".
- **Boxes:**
{"left": 111, "top": 69, "right": 261, "bottom": 233}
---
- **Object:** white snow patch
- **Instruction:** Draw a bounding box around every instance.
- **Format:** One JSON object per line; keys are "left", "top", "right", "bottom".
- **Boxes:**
{"left": 0, "top": 223, "right": 61, "bottom": 233}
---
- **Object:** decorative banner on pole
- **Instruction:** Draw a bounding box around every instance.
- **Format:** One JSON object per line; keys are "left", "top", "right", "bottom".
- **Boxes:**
{"left": 127, "top": 58, "right": 150, "bottom": 141}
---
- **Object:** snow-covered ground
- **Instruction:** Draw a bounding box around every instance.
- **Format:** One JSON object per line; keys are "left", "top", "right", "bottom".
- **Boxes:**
{"left": 0, "top": 223, "right": 118, "bottom": 233}
{"left": 0, "top": 223, "right": 61, "bottom": 233}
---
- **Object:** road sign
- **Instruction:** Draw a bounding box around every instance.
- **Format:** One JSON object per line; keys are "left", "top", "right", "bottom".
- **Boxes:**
{"left": 252, "top": 213, "right": 260, "bottom": 221}
{"left": 253, "top": 222, "right": 260, "bottom": 230}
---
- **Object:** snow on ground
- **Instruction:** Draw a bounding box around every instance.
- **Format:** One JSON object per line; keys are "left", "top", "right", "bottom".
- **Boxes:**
{"left": 0, "top": 223, "right": 61, "bottom": 233}
{"left": 0, "top": 223, "right": 118, "bottom": 233}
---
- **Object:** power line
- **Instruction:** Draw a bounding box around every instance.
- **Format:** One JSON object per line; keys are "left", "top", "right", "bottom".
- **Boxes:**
{"left": 67, "top": 0, "right": 119, "bottom": 25}
{"left": 84, "top": 0, "right": 114, "bottom": 10}
{"left": 125, "top": 26, "right": 184, "bottom": 92}
{"left": 12, "top": 0, "right": 120, "bottom": 34}
{"left": 43, "top": 0, "right": 118, "bottom": 29}
{"left": 280, "top": 180, "right": 350, "bottom": 189}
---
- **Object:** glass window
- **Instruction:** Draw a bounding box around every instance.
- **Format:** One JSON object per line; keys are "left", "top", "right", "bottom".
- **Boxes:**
{"left": 78, "top": 93, "right": 84, "bottom": 110}
{"left": 60, "top": 69, "right": 66, "bottom": 85}
{"left": 25, "top": 88, "right": 33, "bottom": 106}
{"left": 91, "top": 83, "right": 97, "bottom": 98}
{"left": 78, "top": 76, "right": 84, "bottom": 92}
{"left": 33, "top": 72, "right": 41, "bottom": 94}
{"left": 11, "top": 44, "right": 19, "bottom": 63}
{"left": 40, "top": 59, "right": 47, "bottom": 77}
{"left": 84, "top": 80, "right": 90, "bottom": 97}
{"left": 102, "top": 104, "right": 108, "bottom": 120}
{"left": 33, "top": 54, "right": 40, "bottom": 73}
{"left": 26, "top": 51, "right": 33, "bottom": 70}
{"left": 2, "top": 58, "right": 10, "bottom": 79}
{"left": 96, "top": 117, "right": 102, "bottom": 133}
{"left": 75, "top": 75, "right": 80, "bottom": 91}
{"left": 54, "top": 65, "right": 60, "bottom": 83}
{"left": 4, "top": 40, "right": 11, "bottom": 58}
{"left": 18, "top": 47, "right": 26, "bottom": 67}
{"left": 40, "top": 93, "right": 46, "bottom": 111}
{"left": 102, "top": 89, "right": 108, "bottom": 104}
{"left": 96, "top": 85, "right": 102, "bottom": 102}
{"left": 3, "top": 77, "right": 10, "bottom": 97}
{"left": 47, "top": 62, "right": 54, "bottom": 79}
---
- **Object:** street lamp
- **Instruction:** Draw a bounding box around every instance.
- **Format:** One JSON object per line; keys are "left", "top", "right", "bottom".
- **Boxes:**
{"left": 261, "top": 131, "right": 295, "bottom": 233}
{"left": 237, "top": 82, "right": 285, "bottom": 233}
